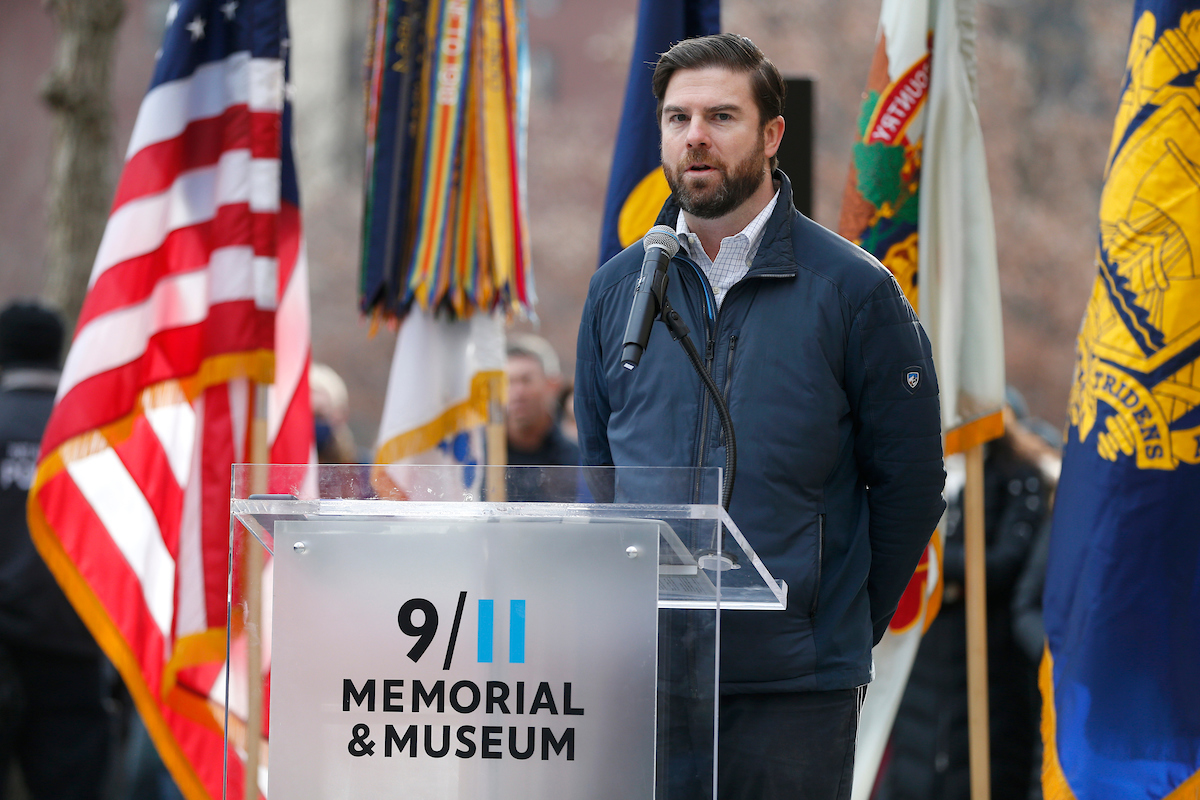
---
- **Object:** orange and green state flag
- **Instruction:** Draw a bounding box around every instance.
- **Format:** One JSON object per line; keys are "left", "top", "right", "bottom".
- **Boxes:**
{"left": 841, "top": 1, "right": 1007, "bottom": 793}
{"left": 1043, "top": 5, "right": 1200, "bottom": 799}
{"left": 598, "top": 0, "right": 719, "bottom": 265}
{"left": 837, "top": 19, "right": 927, "bottom": 308}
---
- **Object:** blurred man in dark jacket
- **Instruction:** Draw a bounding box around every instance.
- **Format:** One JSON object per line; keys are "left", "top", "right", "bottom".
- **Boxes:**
{"left": 874, "top": 399, "right": 1057, "bottom": 800}
{"left": 506, "top": 334, "right": 580, "bottom": 501}
{"left": 0, "top": 301, "right": 112, "bottom": 799}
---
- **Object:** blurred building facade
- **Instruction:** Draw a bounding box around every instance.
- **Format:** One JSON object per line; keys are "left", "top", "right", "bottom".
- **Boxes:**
{"left": 0, "top": 0, "right": 1126, "bottom": 445}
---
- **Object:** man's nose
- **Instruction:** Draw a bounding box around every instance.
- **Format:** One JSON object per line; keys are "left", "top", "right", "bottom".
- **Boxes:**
{"left": 685, "top": 118, "right": 710, "bottom": 148}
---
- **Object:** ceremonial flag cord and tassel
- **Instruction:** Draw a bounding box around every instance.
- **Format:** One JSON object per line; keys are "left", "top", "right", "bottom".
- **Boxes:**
{"left": 362, "top": 0, "right": 532, "bottom": 489}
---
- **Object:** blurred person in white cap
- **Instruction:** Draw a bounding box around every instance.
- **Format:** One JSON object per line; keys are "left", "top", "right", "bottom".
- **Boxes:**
{"left": 506, "top": 334, "right": 580, "bottom": 501}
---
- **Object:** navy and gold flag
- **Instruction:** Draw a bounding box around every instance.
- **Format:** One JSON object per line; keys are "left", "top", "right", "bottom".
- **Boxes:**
{"left": 598, "top": 0, "right": 719, "bottom": 265}
{"left": 1043, "top": 5, "right": 1200, "bottom": 798}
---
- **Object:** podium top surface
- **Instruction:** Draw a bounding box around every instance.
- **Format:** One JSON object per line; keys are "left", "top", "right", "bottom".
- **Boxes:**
{"left": 230, "top": 464, "right": 787, "bottom": 611}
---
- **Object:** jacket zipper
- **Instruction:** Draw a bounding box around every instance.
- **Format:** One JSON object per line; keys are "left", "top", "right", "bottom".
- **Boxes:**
{"left": 812, "top": 513, "right": 825, "bottom": 617}
{"left": 694, "top": 329, "right": 716, "bottom": 502}
{"left": 678, "top": 255, "right": 717, "bottom": 503}
{"left": 719, "top": 334, "right": 738, "bottom": 446}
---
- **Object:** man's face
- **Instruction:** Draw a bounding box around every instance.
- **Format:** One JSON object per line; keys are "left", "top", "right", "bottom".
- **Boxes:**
{"left": 506, "top": 354, "right": 555, "bottom": 430}
{"left": 659, "top": 66, "right": 781, "bottom": 219}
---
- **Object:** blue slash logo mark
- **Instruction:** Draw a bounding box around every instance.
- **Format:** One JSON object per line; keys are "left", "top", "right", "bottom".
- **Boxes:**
{"left": 476, "top": 598, "right": 526, "bottom": 664}
{"left": 509, "top": 600, "right": 526, "bottom": 664}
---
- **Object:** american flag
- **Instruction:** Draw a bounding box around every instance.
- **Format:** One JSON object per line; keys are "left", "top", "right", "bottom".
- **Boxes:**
{"left": 26, "top": 1, "right": 312, "bottom": 797}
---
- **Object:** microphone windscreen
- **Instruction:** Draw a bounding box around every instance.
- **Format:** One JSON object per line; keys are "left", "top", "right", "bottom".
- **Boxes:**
{"left": 643, "top": 225, "right": 681, "bottom": 258}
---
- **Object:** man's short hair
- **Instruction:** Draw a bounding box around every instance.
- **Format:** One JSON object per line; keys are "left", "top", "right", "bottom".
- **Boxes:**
{"left": 652, "top": 33, "right": 786, "bottom": 127}
{"left": 507, "top": 333, "right": 561, "bottom": 379}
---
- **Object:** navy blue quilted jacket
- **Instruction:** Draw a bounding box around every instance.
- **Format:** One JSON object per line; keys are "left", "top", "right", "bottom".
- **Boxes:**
{"left": 575, "top": 173, "right": 946, "bottom": 693}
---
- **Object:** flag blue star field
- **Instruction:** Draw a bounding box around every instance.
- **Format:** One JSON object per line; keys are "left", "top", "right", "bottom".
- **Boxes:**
{"left": 1042, "top": 4, "right": 1200, "bottom": 799}
{"left": 597, "top": 0, "right": 719, "bottom": 265}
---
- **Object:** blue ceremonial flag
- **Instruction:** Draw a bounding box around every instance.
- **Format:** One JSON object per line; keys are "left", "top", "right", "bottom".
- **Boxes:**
{"left": 598, "top": 0, "right": 719, "bottom": 265}
{"left": 1042, "top": 3, "right": 1200, "bottom": 799}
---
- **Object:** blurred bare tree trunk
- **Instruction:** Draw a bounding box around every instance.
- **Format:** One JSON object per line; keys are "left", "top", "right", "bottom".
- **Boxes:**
{"left": 41, "top": 0, "right": 124, "bottom": 327}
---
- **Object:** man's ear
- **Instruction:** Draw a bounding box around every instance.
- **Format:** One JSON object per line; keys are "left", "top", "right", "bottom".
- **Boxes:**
{"left": 763, "top": 115, "right": 785, "bottom": 160}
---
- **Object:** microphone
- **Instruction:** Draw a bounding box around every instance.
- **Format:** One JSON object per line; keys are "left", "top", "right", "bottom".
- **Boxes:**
{"left": 620, "top": 225, "right": 681, "bottom": 370}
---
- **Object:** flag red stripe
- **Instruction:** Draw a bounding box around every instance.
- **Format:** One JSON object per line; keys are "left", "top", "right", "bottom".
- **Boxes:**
{"left": 38, "top": 470, "right": 169, "bottom": 690}
{"left": 115, "top": 108, "right": 282, "bottom": 212}
{"left": 200, "top": 385, "right": 237, "bottom": 626}
{"left": 76, "top": 205, "right": 282, "bottom": 333}
{"left": 270, "top": 364, "right": 310, "bottom": 466}
{"left": 115, "top": 106, "right": 249, "bottom": 210}
{"left": 42, "top": 304, "right": 273, "bottom": 455}
{"left": 277, "top": 202, "right": 300, "bottom": 286}
{"left": 114, "top": 417, "right": 186, "bottom": 559}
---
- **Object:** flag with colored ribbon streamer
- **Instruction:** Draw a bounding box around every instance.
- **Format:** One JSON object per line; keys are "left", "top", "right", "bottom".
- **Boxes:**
{"left": 838, "top": 0, "right": 1004, "bottom": 794}
{"left": 1043, "top": 5, "right": 1200, "bottom": 798}
{"left": 361, "top": 0, "right": 533, "bottom": 321}
{"left": 26, "top": 1, "right": 313, "bottom": 797}
{"left": 363, "top": 0, "right": 527, "bottom": 486}
{"left": 598, "top": 0, "right": 719, "bottom": 265}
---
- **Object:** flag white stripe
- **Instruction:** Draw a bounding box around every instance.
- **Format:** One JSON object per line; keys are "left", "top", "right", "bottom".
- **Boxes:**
{"left": 66, "top": 448, "right": 176, "bottom": 638}
{"left": 124, "top": 54, "right": 284, "bottom": 160}
{"left": 228, "top": 378, "right": 249, "bottom": 464}
{"left": 248, "top": 58, "right": 285, "bottom": 113}
{"left": 61, "top": 260, "right": 270, "bottom": 401}
{"left": 208, "top": 247, "right": 278, "bottom": 309}
{"left": 61, "top": 271, "right": 209, "bottom": 401}
{"left": 173, "top": 392, "right": 208, "bottom": 638}
{"left": 126, "top": 54, "right": 248, "bottom": 159}
{"left": 90, "top": 150, "right": 281, "bottom": 287}
{"left": 144, "top": 400, "right": 197, "bottom": 488}
{"left": 249, "top": 158, "right": 281, "bottom": 213}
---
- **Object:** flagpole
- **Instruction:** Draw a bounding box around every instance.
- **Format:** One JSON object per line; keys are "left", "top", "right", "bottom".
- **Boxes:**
{"left": 487, "top": 372, "right": 507, "bottom": 501}
{"left": 244, "top": 381, "right": 269, "bottom": 800}
{"left": 964, "top": 442, "right": 990, "bottom": 800}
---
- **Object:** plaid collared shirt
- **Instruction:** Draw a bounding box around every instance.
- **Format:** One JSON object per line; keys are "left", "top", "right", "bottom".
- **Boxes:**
{"left": 676, "top": 190, "right": 779, "bottom": 309}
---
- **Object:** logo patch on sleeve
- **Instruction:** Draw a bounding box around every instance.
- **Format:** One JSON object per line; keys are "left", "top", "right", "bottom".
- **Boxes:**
{"left": 904, "top": 366, "right": 922, "bottom": 393}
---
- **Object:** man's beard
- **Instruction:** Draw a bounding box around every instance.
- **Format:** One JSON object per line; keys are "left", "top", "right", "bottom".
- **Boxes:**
{"left": 663, "top": 139, "right": 768, "bottom": 220}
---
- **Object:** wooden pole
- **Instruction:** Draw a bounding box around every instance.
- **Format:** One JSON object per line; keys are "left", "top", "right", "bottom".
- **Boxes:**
{"left": 486, "top": 372, "right": 507, "bottom": 501}
{"left": 964, "top": 442, "right": 990, "bottom": 800}
{"left": 243, "top": 382, "right": 269, "bottom": 800}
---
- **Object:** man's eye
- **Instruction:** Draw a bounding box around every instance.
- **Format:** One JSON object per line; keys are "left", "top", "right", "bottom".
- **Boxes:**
{"left": 715, "top": 113, "right": 732, "bottom": 121}
{"left": 668, "top": 113, "right": 687, "bottom": 123}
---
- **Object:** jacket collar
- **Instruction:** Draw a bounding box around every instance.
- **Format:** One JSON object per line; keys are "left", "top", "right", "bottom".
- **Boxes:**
{"left": 655, "top": 169, "right": 799, "bottom": 278}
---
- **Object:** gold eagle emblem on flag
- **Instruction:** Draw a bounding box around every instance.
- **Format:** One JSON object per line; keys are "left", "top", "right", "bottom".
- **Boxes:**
{"left": 1068, "top": 10, "right": 1200, "bottom": 470}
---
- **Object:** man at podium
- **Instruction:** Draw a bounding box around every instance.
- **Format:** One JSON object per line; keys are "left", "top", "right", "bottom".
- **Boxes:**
{"left": 576, "top": 34, "right": 946, "bottom": 800}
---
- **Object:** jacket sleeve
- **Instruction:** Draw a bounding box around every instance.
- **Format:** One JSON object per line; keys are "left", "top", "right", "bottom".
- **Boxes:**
{"left": 574, "top": 290, "right": 614, "bottom": 470}
{"left": 844, "top": 276, "right": 947, "bottom": 644}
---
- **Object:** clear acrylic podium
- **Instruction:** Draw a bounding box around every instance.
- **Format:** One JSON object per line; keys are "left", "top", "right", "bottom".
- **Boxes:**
{"left": 226, "top": 464, "right": 786, "bottom": 800}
